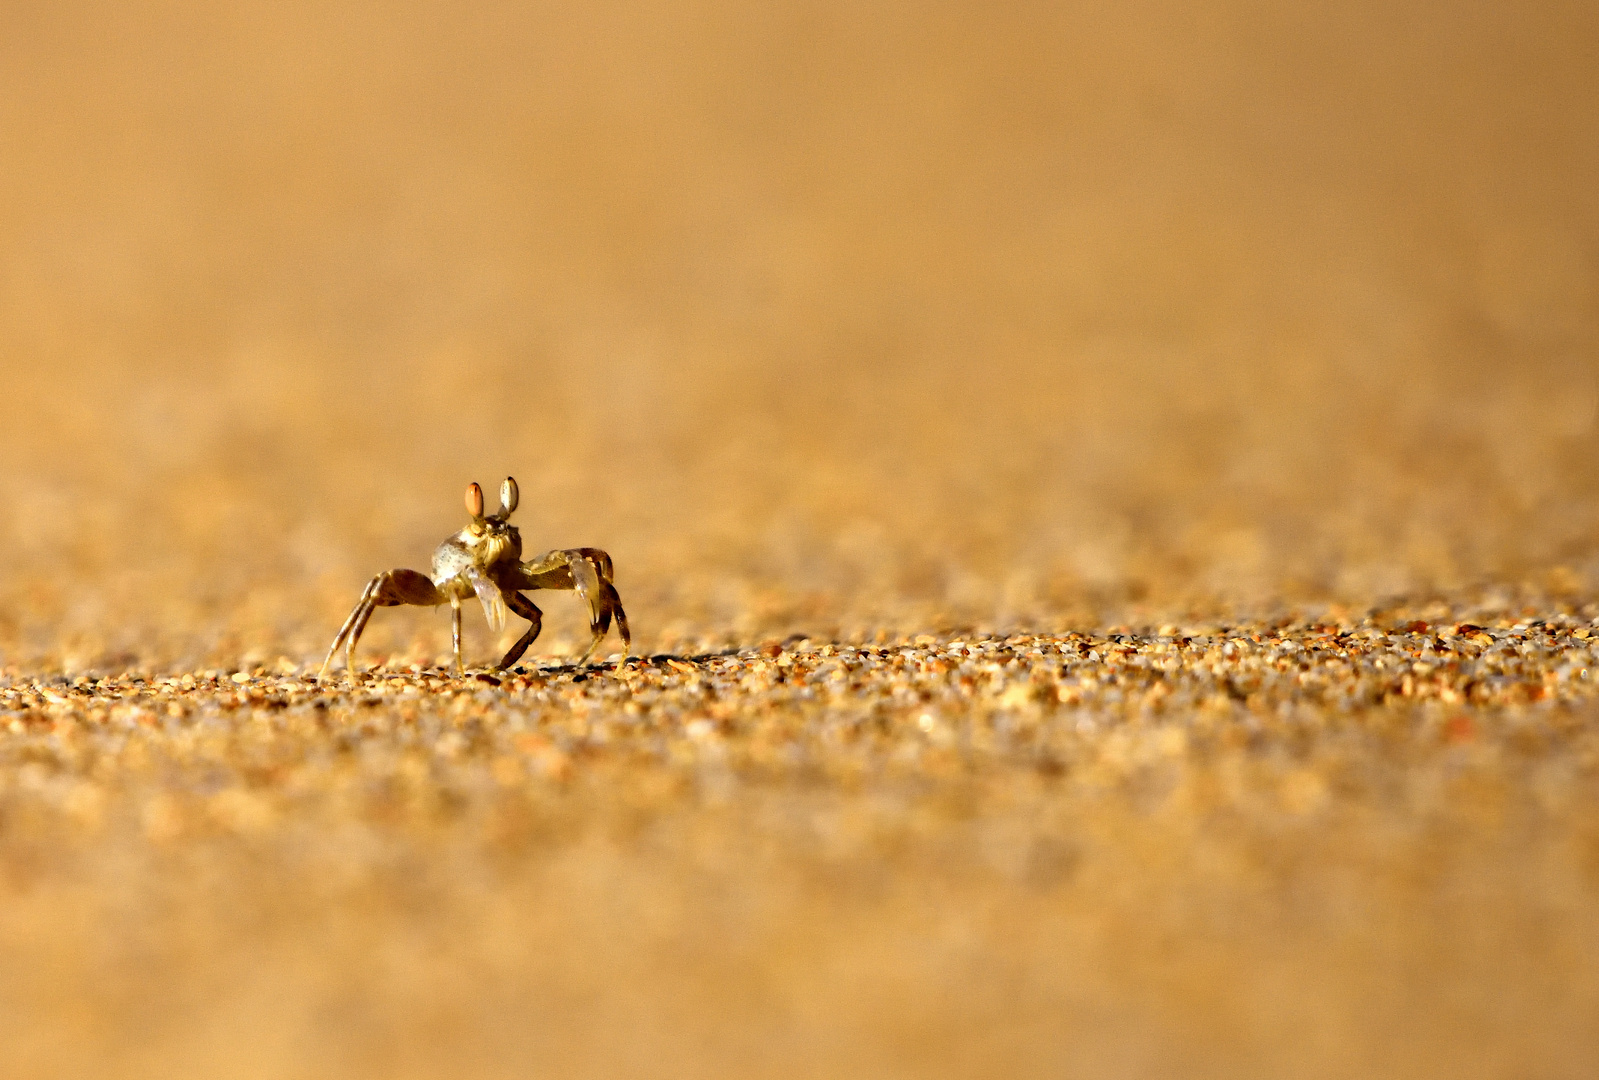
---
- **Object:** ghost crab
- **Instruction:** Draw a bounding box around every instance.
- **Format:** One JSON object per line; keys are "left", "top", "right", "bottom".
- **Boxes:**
{"left": 319, "top": 477, "right": 630, "bottom": 680}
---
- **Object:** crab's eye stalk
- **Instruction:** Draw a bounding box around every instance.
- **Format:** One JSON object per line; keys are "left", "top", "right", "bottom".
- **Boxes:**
{"left": 499, "top": 476, "right": 519, "bottom": 517}
{"left": 465, "top": 482, "right": 485, "bottom": 520}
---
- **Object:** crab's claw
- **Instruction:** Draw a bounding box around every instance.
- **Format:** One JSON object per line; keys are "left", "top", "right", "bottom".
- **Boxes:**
{"left": 465, "top": 566, "right": 508, "bottom": 633}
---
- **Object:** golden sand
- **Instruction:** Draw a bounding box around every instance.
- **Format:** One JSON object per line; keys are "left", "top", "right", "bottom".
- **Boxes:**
{"left": 2, "top": 1, "right": 1598, "bottom": 1076}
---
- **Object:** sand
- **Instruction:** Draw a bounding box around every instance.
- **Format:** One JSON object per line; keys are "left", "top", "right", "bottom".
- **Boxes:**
{"left": 2, "top": 1, "right": 1598, "bottom": 1076}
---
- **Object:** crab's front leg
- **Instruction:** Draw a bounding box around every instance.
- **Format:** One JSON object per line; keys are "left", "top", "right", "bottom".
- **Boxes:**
{"left": 320, "top": 569, "right": 447, "bottom": 681}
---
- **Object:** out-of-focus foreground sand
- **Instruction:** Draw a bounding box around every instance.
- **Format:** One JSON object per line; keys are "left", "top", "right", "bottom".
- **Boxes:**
{"left": 2, "top": 1, "right": 1598, "bottom": 1076}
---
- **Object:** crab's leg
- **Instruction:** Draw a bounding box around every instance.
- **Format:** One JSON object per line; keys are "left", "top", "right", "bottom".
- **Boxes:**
{"left": 320, "top": 578, "right": 380, "bottom": 678}
{"left": 498, "top": 591, "right": 545, "bottom": 670}
{"left": 451, "top": 597, "right": 463, "bottom": 675}
{"left": 568, "top": 556, "right": 615, "bottom": 666}
{"left": 513, "top": 550, "right": 630, "bottom": 667}
{"left": 604, "top": 579, "right": 630, "bottom": 660}
{"left": 345, "top": 591, "right": 382, "bottom": 676}
{"left": 569, "top": 551, "right": 630, "bottom": 664}
{"left": 319, "top": 569, "right": 445, "bottom": 681}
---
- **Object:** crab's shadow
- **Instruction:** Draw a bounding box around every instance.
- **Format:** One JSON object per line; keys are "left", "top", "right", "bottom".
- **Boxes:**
{"left": 516, "top": 648, "right": 744, "bottom": 681}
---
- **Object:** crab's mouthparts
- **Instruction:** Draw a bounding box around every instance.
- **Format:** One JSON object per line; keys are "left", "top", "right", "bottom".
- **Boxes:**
{"left": 480, "top": 532, "right": 515, "bottom": 567}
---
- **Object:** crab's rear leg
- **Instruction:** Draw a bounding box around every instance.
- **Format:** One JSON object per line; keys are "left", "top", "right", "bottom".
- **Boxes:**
{"left": 319, "top": 569, "right": 446, "bottom": 681}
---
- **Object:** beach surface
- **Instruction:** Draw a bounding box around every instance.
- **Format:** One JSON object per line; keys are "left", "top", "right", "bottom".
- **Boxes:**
{"left": 2, "top": 1, "right": 1598, "bottom": 1076}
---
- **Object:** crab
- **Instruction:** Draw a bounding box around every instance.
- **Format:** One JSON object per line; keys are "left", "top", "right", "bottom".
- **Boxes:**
{"left": 319, "top": 477, "right": 630, "bottom": 680}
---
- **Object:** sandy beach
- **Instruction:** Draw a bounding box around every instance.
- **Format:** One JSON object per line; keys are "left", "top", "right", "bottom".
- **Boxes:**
{"left": 2, "top": 1, "right": 1597, "bottom": 1075}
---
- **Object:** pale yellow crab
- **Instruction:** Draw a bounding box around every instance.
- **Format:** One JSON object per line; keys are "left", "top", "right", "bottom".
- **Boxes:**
{"left": 319, "top": 477, "right": 629, "bottom": 679}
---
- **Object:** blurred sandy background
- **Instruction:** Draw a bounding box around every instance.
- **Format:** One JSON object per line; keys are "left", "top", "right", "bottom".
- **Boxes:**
{"left": 2, "top": 0, "right": 1596, "bottom": 671}
{"left": 2, "top": 2, "right": 1599, "bottom": 1077}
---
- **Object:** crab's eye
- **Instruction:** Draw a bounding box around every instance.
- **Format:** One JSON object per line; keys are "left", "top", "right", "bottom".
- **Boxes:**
{"left": 500, "top": 476, "right": 519, "bottom": 517}
{"left": 465, "top": 482, "right": 485, "bottom": 519}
